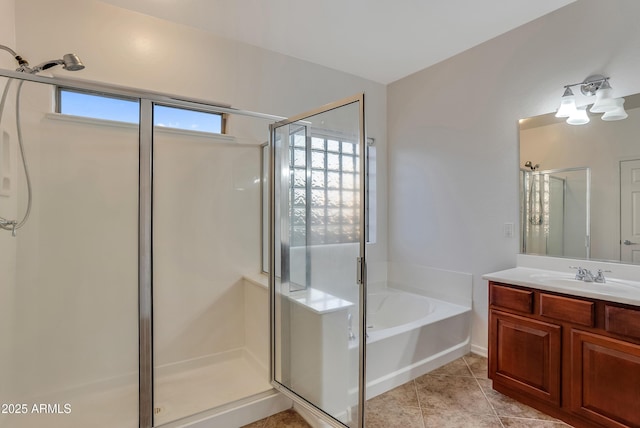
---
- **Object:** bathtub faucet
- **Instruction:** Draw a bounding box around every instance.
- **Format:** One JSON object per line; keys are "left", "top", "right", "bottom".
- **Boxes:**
{"left": 348, "top": 313, "right": 356, "bottom": 341}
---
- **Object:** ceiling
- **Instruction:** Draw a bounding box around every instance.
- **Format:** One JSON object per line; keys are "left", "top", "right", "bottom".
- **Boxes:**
{"left": 98, "top": 0, "right": 575, "bottom": 84}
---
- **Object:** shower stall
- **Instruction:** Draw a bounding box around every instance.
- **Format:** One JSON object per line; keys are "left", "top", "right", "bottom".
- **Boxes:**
{"left": 520, "top": 166, "right": 591, "bottom": 259}
{"left": 0, "top": 67, "right": 295, "bottom": 428}
{"left": 0, "top": 62, "right": 368, "bottom": 427}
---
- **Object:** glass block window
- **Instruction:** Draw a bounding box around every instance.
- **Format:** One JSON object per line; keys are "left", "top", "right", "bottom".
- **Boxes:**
{"left": 289, "top": 129, "right": 360, "bottom": 247}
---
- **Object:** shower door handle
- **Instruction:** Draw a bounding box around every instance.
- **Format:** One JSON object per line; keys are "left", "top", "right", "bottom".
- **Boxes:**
{"left": 357, "top": 257, "right": 365, "bottom": 285}
{"left": 623, "top": 240, "right": 638, "bottom": 245}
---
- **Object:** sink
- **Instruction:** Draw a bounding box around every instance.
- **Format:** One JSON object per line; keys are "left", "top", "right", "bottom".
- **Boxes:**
{"left": 528, "top": 272, "right": 576, "bottom": 283}
{"left": 484, "top": 266, "right": 640, "bottom": 306}
{"left": 528, "top": 272, "right": 640, "bottom": 294}
{"left": 537, "top": 278, "right": 584, "bottom": 287}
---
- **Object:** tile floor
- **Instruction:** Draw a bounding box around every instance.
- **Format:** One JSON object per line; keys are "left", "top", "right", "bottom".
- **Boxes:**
{"left": 243, "top": 354, "right": 573, "bottom": 428}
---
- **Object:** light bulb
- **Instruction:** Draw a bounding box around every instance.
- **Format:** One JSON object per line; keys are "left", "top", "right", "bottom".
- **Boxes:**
{"left": 590, "top": 87, "right": 618, "bottom": 113}
{"left": 566, "top": 107, "right": 590, "bottom": 125}
{"left": 601, "top": 98, "right": 628, "bottom": 121}
{"left": 556, "top": 87, "right": 577, "bottom": 118}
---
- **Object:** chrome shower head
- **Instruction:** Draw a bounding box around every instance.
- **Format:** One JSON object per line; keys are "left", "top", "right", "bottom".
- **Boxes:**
{"left": 25, "top": 53, "right": 85, "bottom": 74}
{"left": 62, "top": 53, "right": 84, "bottom": 71}
{"left": 524, "top": 161, "right": 540, "bottom": 171}
{"left": 2, "top": 45, "right": 85, "bottom": 74}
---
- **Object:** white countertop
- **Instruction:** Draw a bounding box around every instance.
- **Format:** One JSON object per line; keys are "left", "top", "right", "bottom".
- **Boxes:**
{"left": 287, "top": 288, "right": 354, "bottom": 314}
{"left": 243, "top": 274, "right": 354, "bottom": 314}
{"left": 483, "top": 266, "right": 640, "bottom": 306}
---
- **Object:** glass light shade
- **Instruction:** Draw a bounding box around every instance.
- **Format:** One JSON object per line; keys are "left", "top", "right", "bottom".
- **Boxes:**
{"left": 555, "top": 95, "right": 576, "bottom": 118}
{"left": 590, "top": 87, "right": 618, "bottom": 113}
{"left": 566, "top": 107, "right": 590, "bottom": 125}
{"left": 601, "top": 98, "right": 627, "bottom": 121}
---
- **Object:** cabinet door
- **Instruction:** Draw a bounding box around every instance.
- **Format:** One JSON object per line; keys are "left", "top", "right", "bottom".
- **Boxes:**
{"left": 571, "top": 330, "right": 640, "bottom": 427}
{"left": 490, "top": 310, "right": 561, "bottom": 405}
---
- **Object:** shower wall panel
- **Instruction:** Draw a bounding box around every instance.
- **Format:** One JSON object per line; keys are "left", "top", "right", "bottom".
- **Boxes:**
{"left": 152, "top": 126, "right": 267, "bottom": 424}
{"left": 1, "top": 80, "right": 139, "bottom": 427}
{"left": 153, "top": 134, "right": 262, "bottom": 367}
{"left": 0, "top": 76, "right": 18, "bottom": 409}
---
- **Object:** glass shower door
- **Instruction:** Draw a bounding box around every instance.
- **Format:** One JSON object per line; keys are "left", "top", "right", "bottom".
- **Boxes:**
{"left": 270, "top": 95, "right": 366, "bottom": 427}
{"left": 151, "top": 102, "right": 271, "bottom": 426}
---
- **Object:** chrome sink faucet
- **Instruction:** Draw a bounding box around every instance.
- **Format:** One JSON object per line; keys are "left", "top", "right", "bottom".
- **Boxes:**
{"left": 594, "top": 269, "right": 611, "bottom": 283}
{"left": 571, "top": 266, "right": 610, "bottom": 283}
{"left": 571, "top": 266, "right": 592, "bottom": 281}
{"left": 582, "top": 269, "right": 595, "bottom": 282}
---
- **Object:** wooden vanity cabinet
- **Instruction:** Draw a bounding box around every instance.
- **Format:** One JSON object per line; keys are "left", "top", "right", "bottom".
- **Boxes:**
{"left": 571, "top": 330, "right": 640, "bottom": 427}
{"left": 489, "top": 281, "right": 640, "bottom": 428}
{"left": 490, "top": 310, "right": 561, "bottom": 405}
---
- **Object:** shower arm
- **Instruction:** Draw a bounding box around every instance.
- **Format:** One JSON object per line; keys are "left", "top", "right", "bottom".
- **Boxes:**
{"left": 28, "top": 59, "right": 65, "bottom": 74}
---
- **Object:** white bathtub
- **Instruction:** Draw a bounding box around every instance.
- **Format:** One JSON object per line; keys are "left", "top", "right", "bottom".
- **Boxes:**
{"left": 359, "top": 287, "right": 472, "bottom": 399}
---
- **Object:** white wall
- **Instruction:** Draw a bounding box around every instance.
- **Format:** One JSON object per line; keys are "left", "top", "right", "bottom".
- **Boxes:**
{"left": 387, "top": 0, "right": 640, "bottom": 353}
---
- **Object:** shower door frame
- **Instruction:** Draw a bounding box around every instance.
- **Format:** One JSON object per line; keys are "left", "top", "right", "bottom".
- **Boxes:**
{"left": 268, "top": 94, "right": 368, "bottom": 428}
{"left": 0, "top": 68, "right": 287, "bottom": 428}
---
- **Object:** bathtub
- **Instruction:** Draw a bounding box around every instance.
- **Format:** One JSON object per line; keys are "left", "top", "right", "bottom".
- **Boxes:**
{"left": 357, "top": 287, "right": 472, "bottom": 399}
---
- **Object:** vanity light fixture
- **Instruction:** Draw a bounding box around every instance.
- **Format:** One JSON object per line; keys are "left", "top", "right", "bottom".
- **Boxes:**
{"left": 555, "top": 74, "right": 627, "bottom": 125}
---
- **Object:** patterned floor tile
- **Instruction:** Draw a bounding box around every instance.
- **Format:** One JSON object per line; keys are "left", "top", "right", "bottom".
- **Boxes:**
{"left": 245, "top": 356, "right": 569, "bottom": 427}
{"left": 464, "top": 353, "right": 489, "bottom": 379}
{"left": 427, "top": 358, "right": 474, "bottom": 377}
{"left": 367, "top": 381, "right": 420, "bottom": 408}
{"left": 415, "top": 374, "right": 494, "bottom": 415}
{"left": 422, "top": 408, "right": 502, "bottom": 428}
{"left": 477, "top": 378, "right": 561, "bottom": 422}
{"left": 366, "top": 404, "right": 424, "bottom": 428}
{"left": 500, "top": 417, "right": 572, "bottom": 427}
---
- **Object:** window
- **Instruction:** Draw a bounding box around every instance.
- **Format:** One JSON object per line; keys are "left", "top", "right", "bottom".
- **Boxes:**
{"left": 261, "top": 133, "right": 375, "bottom": 273}
{"left": 154, "top": 105, "right": 225, "bottom": 134}
{"left": 289, "top": 131, "right": 360, "bottom": 246}
{"left": 57, "top": 88, "right": 226, "bottom": 133}
{"left": 57, "top": 88, "right": 139, "bottom": 123}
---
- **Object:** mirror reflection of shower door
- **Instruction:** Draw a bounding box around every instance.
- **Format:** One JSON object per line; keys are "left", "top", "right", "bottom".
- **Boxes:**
{"left": 621, "top": 159, "right": 640, "bottom": 263}
{"left": 270, "top": 95, "right": 366, "bottom": 428}
{"left": 522, "top": 167, "right": 590, "bottom": 259}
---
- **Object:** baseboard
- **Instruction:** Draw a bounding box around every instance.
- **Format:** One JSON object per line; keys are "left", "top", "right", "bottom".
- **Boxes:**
{"left": 470, "top": 344, "right": 488, "bottom": 358}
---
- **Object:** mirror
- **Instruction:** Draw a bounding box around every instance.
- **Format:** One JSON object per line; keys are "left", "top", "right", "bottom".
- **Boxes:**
{"left": 519, "top": 92, "right": 640, "bottom": 264}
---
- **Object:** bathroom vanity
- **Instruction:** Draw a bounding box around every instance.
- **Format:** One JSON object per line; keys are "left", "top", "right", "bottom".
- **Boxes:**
{"left": 484, "top": 261, "right": 640, "bottom": 428}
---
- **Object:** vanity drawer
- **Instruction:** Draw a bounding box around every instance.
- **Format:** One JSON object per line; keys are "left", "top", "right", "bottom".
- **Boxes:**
{"left": 539, "top": 293, "right": 594, "bottom": 327}
{"left": 605, "top": 305, "right": 640, "bottom": 340}
{"left": 490, "top": 283, "right": 533, "bottom": 314}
